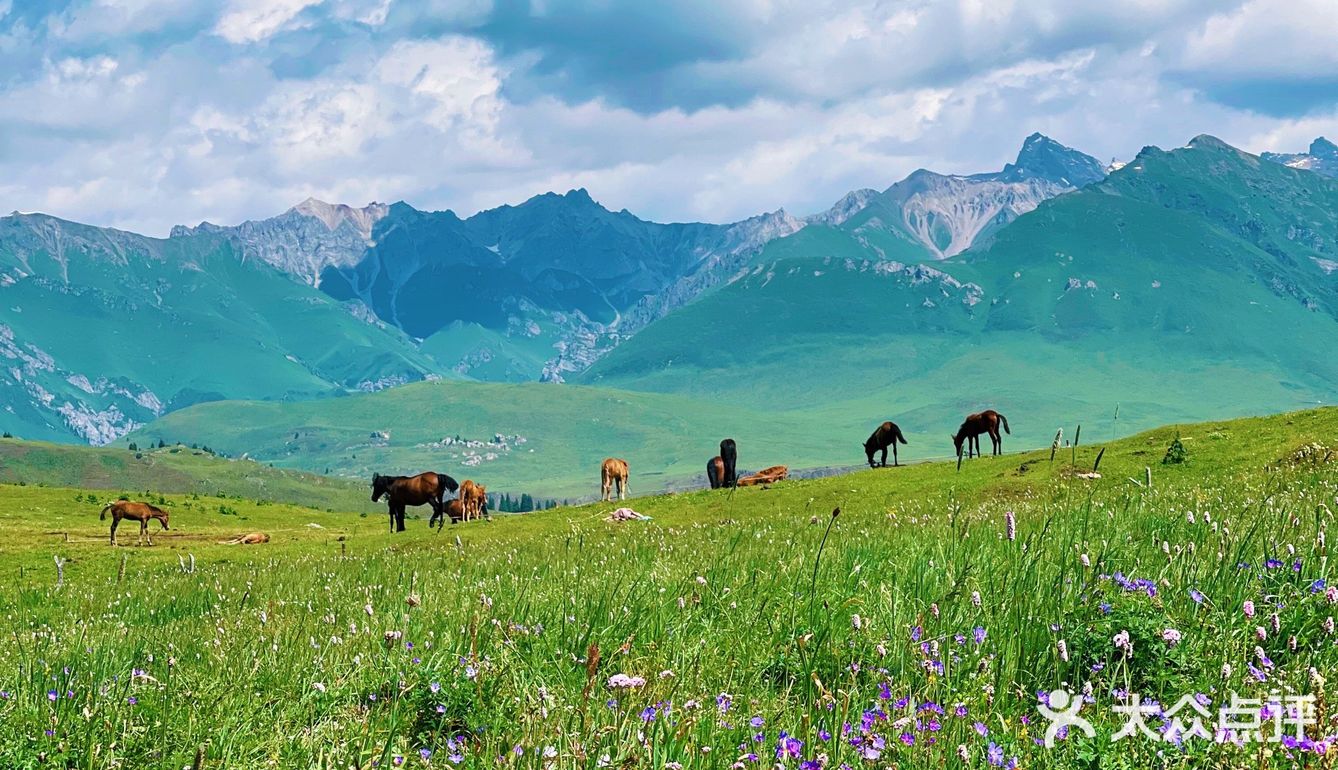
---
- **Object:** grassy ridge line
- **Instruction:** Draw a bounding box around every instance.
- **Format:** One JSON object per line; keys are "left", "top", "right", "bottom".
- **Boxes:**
{"left": 0, "top": 438, "right": 378, "bottom": 513}
{"left": 11, "top": 405, "right": 1334, "bottom": 573}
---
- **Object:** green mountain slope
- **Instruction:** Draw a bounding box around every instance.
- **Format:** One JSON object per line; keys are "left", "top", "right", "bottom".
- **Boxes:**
{"left": 0, "top": 437, "right": 374, "bottom": 512}
{"left": 0, "top": 214, "right": 444, "bottom": 445}
{"left": 580, "top": 136, "right": 1338, "bottom": 450}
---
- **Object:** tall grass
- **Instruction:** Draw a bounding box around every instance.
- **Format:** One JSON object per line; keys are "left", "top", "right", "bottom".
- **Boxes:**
{"left": 1, "top": 411, "right": 1337, "bottom": 768}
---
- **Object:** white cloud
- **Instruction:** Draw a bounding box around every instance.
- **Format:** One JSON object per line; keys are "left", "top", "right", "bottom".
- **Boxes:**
{"left": 214, "top": 0, "right": 324, "bottom": 44}
{"left": 1181, "top": 0, "right": 1338, "bottom": 77}
{"left": 0, "top": 0, "right": 1335, "bottom": 237}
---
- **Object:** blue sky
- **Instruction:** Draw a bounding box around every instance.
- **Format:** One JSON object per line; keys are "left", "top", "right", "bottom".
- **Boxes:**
{"left": 1, "top": 0, "right": 1336, "bottom": 234}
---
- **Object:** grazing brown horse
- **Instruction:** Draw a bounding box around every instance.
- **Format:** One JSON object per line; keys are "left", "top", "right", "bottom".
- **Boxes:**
{"left": 601, "top": 458, "right": 630, "bottom": 501}
{"left": 706, "top": 456, "right": 726, "bottom": 489}
{"left": 101, "top": 501, "right": 169, "bottom": 546}
{"left": 719, "top": 439, "right": 738, "bottom": 488}
{"left": 459, "top": 480, "right": 487, "bottom": 521}
{"left": 952, "top": 410, "right": 1011, "bottom": 458}
{"left": 864, "top": 421, "right": 908, "bottom": 467}
{"left": 372, "top": 471, "right": 459, "bottom": 533}
{"left": 430, "top": 499, "right": 466, "bottom": 530}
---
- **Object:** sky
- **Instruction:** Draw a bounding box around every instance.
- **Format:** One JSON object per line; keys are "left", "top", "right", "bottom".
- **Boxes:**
{"left": 1, "top": 0, "right": 1336, "bottom": 235}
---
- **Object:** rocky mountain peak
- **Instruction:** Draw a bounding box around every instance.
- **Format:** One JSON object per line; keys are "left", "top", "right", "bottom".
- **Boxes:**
{"left": 290, "top": 198, "right": 388, "bottom": 239}
{"left": 999, "top": 132, "right": 1106, "bottom": 187}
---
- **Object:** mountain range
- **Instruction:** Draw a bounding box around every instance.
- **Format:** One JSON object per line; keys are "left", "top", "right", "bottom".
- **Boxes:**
{"left": 2, "top": 133, "right": 1336, "bottom": 466}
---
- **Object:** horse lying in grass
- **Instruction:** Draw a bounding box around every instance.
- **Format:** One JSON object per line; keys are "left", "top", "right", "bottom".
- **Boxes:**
{"left": 372, "top": 471, "right": 459, "bottom": 533}
{"left": 864, "top": 421, "right": 908, "bottom": 467}
{"left": 953, "top": 410, "right": 1011, "bottom": 459}
{"left": 101, "top": 501, "right": 169, "bottom": 546}
{"left": 601, "top": 458, "right": 629, "bottom": 501}
{"left": 737, "top": 465, "right": 788, "bottom": 487}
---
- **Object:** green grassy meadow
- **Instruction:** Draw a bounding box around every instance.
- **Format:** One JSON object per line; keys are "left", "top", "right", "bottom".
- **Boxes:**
{"left": 3, "top": 407, "right": 1338, "bottom": 767}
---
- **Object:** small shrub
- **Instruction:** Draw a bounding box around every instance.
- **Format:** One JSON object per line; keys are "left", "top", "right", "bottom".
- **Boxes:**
{"left": 1162, "top": 433, "right": 1188, "bottom": 465}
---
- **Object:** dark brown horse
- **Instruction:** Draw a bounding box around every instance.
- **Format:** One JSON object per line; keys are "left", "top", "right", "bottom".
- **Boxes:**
{"left": 864, "top": 421, "right": 908, "bottom": 467}
{"left": 372, "top": 472, "right": 459, "bottom": 533}
{"left": 430, "top": 499, "right": 466, "bottom": 530}
{"left": 706, "top": 456, "right": 726, "bottom": 489}
{"left": 719, "top": 439, "right": 738, "bottom": 488}
{"left": 101, "top": 501, "right": 169, "bottom": 546}
{"left": 952, "top": 410, "right": 1010, "bottom": 458}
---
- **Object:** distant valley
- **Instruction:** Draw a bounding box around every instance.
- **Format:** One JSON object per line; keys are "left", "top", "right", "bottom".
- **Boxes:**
{"left": 2, "top": 133, "right": 1336, "bottom": 499}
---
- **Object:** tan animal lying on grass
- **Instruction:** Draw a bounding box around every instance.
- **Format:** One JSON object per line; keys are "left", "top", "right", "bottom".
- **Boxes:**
{"left": 736, "top": 466, "right": 788, "bottom": 486}
{"left": 218, "top": 532, "right": 270, "bottom": 545}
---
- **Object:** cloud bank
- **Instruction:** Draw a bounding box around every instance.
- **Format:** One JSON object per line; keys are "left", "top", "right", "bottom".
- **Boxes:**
{"left": 1, "top": 0, "right": 1335, "bottom": 234}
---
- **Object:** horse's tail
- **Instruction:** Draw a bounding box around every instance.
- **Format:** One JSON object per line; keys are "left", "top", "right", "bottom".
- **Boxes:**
{"left": 1000, "top": 413, "right": 1011, "bottom": 434}
{"left": 895, "top": 424, "right": 909, "bottom": 444}
{"left": 99, "top": 503, "right": 112, "bottom": 521}
{"left": 438, "top": 473, "right": 459, "bottom": 494}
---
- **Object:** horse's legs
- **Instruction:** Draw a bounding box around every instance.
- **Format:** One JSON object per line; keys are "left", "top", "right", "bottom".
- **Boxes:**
{"left": 619, "top": 477, "right": 627, "bottom": 501}
{"left": 396, "top": 504, "right": 407, "bottom": 532}
{"left": 891, "top": 444, "right": 898, "bottom": 467}
{"left": 992, "top": 429, "right": 1002, "bottom": 455}
{"left": 109, "top": 515, "right": 118, "bottom": 546}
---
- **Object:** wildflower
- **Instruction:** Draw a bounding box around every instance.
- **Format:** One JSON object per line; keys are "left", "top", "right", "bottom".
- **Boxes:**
{"left": 1190, "top": 589, "right": 1206, "bottom": 605}
{"left": 1326, "top": 616, "right": 1335, "bottom": 635}
{"left": 47, "top": 690, "right": 57, "bottom": 702}
{"left": 910, "top": 625, "right": 922, "bottom": 642}
{"left": 1162, "top": 628, "right": 1181, "bottom": 646}
{"left": 1057, "top": 639, "right": 1069, "bottom": 661}
{"left": 126, "top": 696, "right": 137, "bottom": 705}
{"left": 607, "top": 674, "right": 645, "bottom": 689}
{"left": 420, "top": 749, "right": 432, "bottom": 760}
{"left": 716, "top": 693, "right": 732, "bottom": 713}
{"left": 851, "top": 614, "right": 862, "bottom": 631}
{"left": 987, "top": 742, "right": 1005, "bottom": 766}
{"left": 312, "top": 682, "right": 326, "bottom": 693}
{"left": 1222, "top": 663, "right": 1232, "bottom": 679}
{"left": 640, "top": 706, "right": 657, "bottom": 722}
{"left": 429, "top": 681, "right": 440, "bottom": 693}
{"left": 1080, "top": 553, "right": 1090, "bottom": 568}
{"left": 973, "top": 626, "right": 987, "bottom": 645}
{"left": 1243, "top": 600, "right": 1256, "bottom": 618}
{"left": 971, "top": 591, "right": 982, "bottom": 607}
{"left": 775, "top": 732, "right": 803, "bottom": 760}
{"left": 1005, "top": 511, "right": 1016, "bottom": 541}
{"left": 957, "top": 744, "right": 970, "bottom": 762}
{"left": 1113, "top": 630, "right": 1133, "bottom": 656}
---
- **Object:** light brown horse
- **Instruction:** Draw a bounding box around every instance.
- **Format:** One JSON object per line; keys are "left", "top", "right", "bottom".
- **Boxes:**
{"left": 601, "top": 458, "right": 629, "bottom": 501}
{"left": 706, "top": 456, "right": 726, "bottom": 489}
{"left": 952, "top": 410, "right": 1011, "bottom": 458}
{"left": 219, "top": 532, "right": 269, "bottom": 545}
{"left": 372, "top": 471, "right": 459, "bottom": 533}
{"left": 459, "top": 480, "right": 487, "bottom": 521}
{"left": 431, "top": 499, "right": 466, "bottom": 530}
{"left": 738, "top": 465, "right": 788, "bottom": 486}
{"left": 101, "top": 501, "right": 169, "bottom": 546}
